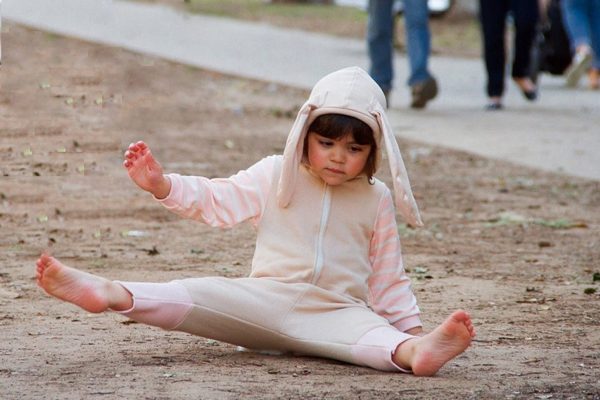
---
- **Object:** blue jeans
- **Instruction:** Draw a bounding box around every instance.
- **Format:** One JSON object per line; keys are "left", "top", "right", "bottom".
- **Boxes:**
{"left": 367, "top": 0, "right": 433, "bottom": 91}
{"left": 561, "top": 0, "right": 600, "bottom": 69}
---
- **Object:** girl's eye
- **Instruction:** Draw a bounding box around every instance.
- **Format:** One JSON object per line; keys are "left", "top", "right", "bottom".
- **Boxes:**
{"left": 319, "top": 140, "right": 334, "bottom": 147}
{"left": 349, "top": 146, "right": 364, "bottom": 153}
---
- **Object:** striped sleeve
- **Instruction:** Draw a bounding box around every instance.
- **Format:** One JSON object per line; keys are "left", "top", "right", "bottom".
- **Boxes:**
{"left": 157, "top": 155, "right": 279, "bottom": 228}
{"left": 368, "top": 187, "right": 422, "bottom": 332}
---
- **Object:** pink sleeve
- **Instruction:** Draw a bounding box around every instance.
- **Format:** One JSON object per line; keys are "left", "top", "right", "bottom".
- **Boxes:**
{"left": 157, "top": 155, "right": 278, "bottom": 228}
{"left": 368, "top": 188, "right": 422, "bottom": 332}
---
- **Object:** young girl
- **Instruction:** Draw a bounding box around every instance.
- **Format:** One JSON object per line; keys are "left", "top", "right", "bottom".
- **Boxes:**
{"left": 36, "top": 67, "right": 475, "bottom": 376}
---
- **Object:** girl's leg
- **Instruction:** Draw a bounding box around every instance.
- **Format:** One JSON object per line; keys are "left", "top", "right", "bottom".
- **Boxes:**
{"left": 37, "top": 256, "right": 304, "bottom": 351}
{"left": 279, "top": 286, "right": 476, "bottom": 375}
{"left": 36, "top": 254, "right": 193, "bottom": 330}
{"left": 115, "top": 281, "right": 193, "bottom": 330}
{"left": 351, "top": 310, "right": 475, "bottom": 376}
{"left": 351, "top": 326, "right": 414, "bottom": 372}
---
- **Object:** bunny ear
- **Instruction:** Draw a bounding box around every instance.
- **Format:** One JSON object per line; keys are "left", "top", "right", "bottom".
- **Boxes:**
{"left": 277, "top": 101, "right": 313, "bottom": 208}
{"left": 374, "top": 109, "right": 423, "bottom": 228}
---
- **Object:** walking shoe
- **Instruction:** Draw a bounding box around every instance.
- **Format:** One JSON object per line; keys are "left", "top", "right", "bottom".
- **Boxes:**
{"left": 565, "top": 48, "right": 592, "bottom": 87}
{"left": 513, "top": 77, "right": 538, "bottom": 101}
{"left": 410, "top": 77, "right": 438, "bottom": 109}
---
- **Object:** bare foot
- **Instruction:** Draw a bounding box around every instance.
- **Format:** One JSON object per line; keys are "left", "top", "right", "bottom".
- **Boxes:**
{"left": 394, "top": 310, "right": 475, "bottom": 376}
{"left": 36, "top": 254, "right": 132, "bottom": 313}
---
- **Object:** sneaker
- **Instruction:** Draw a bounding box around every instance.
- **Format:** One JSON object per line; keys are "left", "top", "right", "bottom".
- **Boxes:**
{"left": 565, "top": 48, "right": 592, "bottom": 87}
{"left": 410, "top": 77, "right": 438, "bottom": 109}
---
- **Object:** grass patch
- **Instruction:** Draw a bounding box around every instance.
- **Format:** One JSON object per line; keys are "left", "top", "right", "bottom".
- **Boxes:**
{"left": 136, "top": 0, "right": 481, "bottom": 57}
{"left": 169, "top": 0, "right": 368, "bottom": 38}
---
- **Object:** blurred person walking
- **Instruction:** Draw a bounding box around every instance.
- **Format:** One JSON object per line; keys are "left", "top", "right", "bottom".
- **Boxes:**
{"left": 479, "top": 0, "right": 540, "bottom": 110}
{"left": 561, "top": 0, "right": 600, "bottom": 89}
{"left": 367, "top": 0, "right": 438, "bottom": 109}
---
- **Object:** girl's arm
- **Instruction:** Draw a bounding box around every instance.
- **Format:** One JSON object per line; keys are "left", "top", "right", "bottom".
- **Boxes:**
{"left": 368, "top": 188, "right": 423, "bottom": 333}
{"left": 158, "top": 155, "right": 279, "bottom": 228}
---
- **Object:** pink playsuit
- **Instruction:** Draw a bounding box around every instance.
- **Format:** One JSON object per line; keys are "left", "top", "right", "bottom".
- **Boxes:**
{"left": 117, "top": 67, "right": 424, "bottom": 372}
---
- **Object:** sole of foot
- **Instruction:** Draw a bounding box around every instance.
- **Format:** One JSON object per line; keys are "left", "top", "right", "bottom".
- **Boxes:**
{"left": 36, "top": 254, "right": 112, "bottom": 313}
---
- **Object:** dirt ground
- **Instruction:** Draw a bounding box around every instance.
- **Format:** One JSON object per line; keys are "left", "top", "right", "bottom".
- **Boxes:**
{"left": 1, "top": 23, "right": 599, "bottom": 400}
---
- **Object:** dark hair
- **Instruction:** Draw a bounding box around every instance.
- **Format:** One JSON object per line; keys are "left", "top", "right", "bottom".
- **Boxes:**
{"left": 304, "top": 114, "right": 377, "bottom": 181}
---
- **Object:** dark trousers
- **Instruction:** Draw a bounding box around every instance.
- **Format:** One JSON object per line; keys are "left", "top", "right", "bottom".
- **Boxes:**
{"left": 479, "top": 0, "right": 539, "bottom": 97}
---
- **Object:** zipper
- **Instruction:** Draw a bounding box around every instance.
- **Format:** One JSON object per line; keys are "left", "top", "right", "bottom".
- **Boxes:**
{"left": 311, "top": 183, "right": 331, "bottom": 285}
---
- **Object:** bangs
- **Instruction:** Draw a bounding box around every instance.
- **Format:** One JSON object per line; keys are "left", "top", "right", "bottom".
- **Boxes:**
{"left": 308, "top": 114, "right": 375, "bottom": 146}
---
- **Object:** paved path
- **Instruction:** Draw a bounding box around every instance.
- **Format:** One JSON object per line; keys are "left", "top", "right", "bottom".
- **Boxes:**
{"left": 3, "top": 0, "right": 599, "bottom": 180}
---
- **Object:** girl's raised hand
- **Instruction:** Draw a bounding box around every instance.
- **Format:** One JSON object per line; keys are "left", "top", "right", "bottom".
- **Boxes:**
{"left": 123, "top": 141, "right": 171, "bottom": 199}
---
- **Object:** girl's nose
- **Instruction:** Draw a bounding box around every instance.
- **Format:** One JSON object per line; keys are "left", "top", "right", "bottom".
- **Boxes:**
{"left": 330, "top": 147, "right": 345, "bottom": 163}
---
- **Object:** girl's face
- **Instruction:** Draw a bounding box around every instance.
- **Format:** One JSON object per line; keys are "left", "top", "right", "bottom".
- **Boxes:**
{"left": 306, "top": 132, "right": 372, "bottom": 186}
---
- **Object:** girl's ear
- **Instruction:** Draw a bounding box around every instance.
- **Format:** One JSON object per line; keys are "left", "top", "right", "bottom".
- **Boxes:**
{"left": 278, "top": 102, "right": 313, "bottom": 208}
{"left": 374, "top": 111, "right": 423, "bottom": 227}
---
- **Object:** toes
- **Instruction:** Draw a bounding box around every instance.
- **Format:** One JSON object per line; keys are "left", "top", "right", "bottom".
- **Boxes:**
{"left": 36, "top": 257, "right": 46, "bottom": 268}
{"left": 125, "top": 150, "right": 137, "bottom": 161}
{"left": 127, "top": 144, "right": 140, "bottom": 157}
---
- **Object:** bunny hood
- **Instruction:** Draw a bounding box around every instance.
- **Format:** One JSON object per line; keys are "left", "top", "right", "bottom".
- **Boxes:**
{"left": 277, "top": 66, "right": 423, "bottom": 227}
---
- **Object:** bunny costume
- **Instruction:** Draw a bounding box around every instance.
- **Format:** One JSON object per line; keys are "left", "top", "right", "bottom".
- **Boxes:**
{"left": 117, "top": 67, "right": 423, "bottom": 371}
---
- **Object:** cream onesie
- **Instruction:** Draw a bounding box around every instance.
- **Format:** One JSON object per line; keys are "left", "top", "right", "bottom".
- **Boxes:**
{"left": 117, "top": 67, "right": 424, "bottom": 372}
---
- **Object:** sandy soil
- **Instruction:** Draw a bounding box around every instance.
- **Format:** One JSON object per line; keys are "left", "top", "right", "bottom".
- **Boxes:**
{"left": 1, "top": 23, "right": 599, "bottom": 400}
